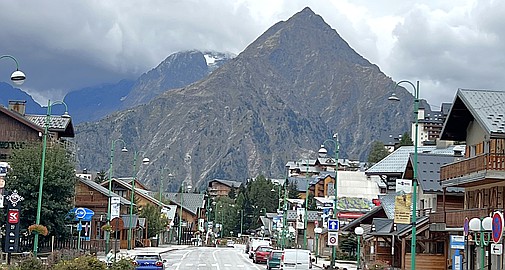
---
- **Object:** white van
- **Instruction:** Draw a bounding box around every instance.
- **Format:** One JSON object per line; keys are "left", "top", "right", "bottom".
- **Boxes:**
{"left": 249, "top": 239, "right": 271, "bottom": 258}
{"left": 280, "top": 249, "right": 313, "bottom": 270}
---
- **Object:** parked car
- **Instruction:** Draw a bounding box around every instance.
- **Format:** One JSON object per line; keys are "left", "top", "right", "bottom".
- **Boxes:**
{"left": 253, "top": 245, "right": 273, "bottom": 263}
{"left": 249, "top": 238, "right": 271, "bottom": 258}
{"left": 267, "top": 250, "right": 283, "bottom": 269}
{"left": 132, "top": 253, "right": 166, "bottom": 270}
{"left": 280, "top": 249, "right": 314, "bottom": 270}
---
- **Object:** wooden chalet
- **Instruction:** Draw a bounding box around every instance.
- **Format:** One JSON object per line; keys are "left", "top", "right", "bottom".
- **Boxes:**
{"left": 100, "top": 178, "right": 170, "bottom": 248}
{"left": 74, "top": 177, "right": 132, "bottom": 251}
{"left": 439, "top": 89, "right": 505, "bottom": 269}
{"left": 0, "top": 100, "right": 75, "bottom": 161}
{"left": 207, "top": 179, "right": 242, "bottom": 198}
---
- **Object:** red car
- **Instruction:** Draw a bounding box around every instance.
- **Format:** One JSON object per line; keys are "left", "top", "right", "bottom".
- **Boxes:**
{"left": 253, "top": 246, "right": 272, "bottom": 264}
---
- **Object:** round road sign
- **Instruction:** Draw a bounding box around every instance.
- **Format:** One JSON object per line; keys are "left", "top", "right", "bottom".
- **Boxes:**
{"left": 492, "top": 212, "right": 504, "bottom": 244}
{"left": 75, "top": 207, "right": 86, "bottom": 219}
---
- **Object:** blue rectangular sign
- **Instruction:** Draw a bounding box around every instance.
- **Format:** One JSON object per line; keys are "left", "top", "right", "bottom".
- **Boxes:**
{"left": 328, "top": 219, "right": 339, "bottom": 231}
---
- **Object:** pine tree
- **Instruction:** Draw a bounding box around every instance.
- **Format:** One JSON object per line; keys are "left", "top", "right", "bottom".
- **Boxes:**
{"left": 367, "top": 141, "right": 390, "bottom": 164}
{"left": 400, "top": 132, "right": 414, "bottom": 146}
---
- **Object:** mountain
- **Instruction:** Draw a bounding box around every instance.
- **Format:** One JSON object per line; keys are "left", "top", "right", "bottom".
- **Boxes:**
{"left": 63, "top": 79, "right": 135, "bottom": 123}
{"left": 74, "top": 7, "right": 412, "bottom": 191}
{"left": 120, "top": 50, "right": 234, "bottom": 109}
{"left": 0, "top": 82, "right": 45, "bottom": 114}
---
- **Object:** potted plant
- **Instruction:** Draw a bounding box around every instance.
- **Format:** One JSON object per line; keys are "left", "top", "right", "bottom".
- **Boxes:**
{"left": 101, "top": 224, "right": 114, "bottom": 233}
{"left": 28, "top": 224, "right": 49, "bottom": 236}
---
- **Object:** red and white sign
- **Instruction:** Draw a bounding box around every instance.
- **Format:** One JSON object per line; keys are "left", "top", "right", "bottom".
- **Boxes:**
{"left": 328, "top": 232, "right": 338, "bottom": 246}
{"left": 492, "top": 211, "right": 504, "bottom": 244}
{"left": 8, "top": 209, "right": 19, "bottom": 224}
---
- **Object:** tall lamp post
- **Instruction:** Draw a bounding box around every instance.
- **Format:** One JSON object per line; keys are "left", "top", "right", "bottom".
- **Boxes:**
{"left": 34, "top": 100, "right": 70, "bottom": 257}
{"left": 389, "top": 80, "right": 419, "bottom": 269}
{"left": 469, "top": 217, "right": 492, "bottom": 270}
{"left": 0, "top": 55, "right": 26, "bottom": 85}
{"left": 127, "top": 151, "right": 150, "bottom": 250}
{"left": 303, "top": 159, "right": 310, "bottom": 250}
{"left": 105, "top": 139, "right": 128, "bottom": 253}
{"left": 319, "top": 133, "right": 339, "bottom": 268}
{"left": 355, "top": 226, "right": 364, "bottom": 270}
{"left": 158, "top": 168, "right": 172, "bottom": 243}
{"left": 282, "top": 166, "right": 289, "bottom": 250}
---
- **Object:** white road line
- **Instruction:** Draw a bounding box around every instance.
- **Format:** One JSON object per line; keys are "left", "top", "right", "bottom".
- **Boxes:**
{"left": 175, "top": 250, "right": 194, "bottom": 270}
{"left": 224, "top": 264, "right": 232, "bottom": 267}
{"left": 185, "top": 263, "right": 194, "bottom": 266}
{"left": 198, "top": 264, "right": 207, "bottom": 267}
{"left": 212, "top": 250, "right": 221, "bottom": 270}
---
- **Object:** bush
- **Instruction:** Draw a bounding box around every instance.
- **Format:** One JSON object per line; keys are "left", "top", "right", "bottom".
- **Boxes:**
{"left": 46, "top": 249, "right": 86, "bottom": 266}
{"left": 18, "top": 256, "right": 47, "bottom": 270}
{"left": 109, "top": 258, "right": 135, "bottom": 270}
{"left": 51, "top": 255, "right": 106, "bottom": 270}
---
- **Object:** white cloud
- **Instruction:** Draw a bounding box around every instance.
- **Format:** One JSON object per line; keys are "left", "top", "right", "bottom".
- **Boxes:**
{"left": 0, "top": 0, "right": 503, "bottom": 107}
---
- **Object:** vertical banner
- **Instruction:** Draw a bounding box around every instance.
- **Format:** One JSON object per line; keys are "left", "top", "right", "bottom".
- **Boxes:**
{"left": 296, "top": 208, "right": 305, "bottom": 229}
{"left": 394, "top": 194, "right": 412, "bottom": 224}
{"left": 111, "top": 196, "right": 120, "bottom": 220}
{"left": 4, "top": 190, "right": 23, "bottom": 253}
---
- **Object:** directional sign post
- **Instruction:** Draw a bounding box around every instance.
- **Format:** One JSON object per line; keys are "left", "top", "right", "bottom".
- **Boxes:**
{"left": 328, "top": 219, "right": 339, "bottom": 231}
{"left": 492, "top": 211, "right": 504, "bottom": 244}
{"left": 492, "top": 243, "right": 503, "bottom": 255}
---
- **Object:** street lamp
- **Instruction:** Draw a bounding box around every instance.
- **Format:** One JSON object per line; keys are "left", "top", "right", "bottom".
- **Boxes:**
{"left": 158, "top": 168, "right": 172, "bottom": 243}
{"left": 303, "top": 159, "right": 309, "bottom": 250}
{"left": 34, "top": 100, "right": 70, "bottom": 257}
{"left": 389, "top": 80, "right": 419, "bottom": 269}
{"left": 105, "top": 139, "right": 128, "bottom": 253}
{"left": 319, "top": 133, "right": 339, "bottom": 267}
{"left": 469, "top": 217, "right": 492, "bottom": 270}
{"left": 178, "top": 182, "right": 192, "bottom": 244}
{"left": 0, "top": 55, "right": 26, "bottom": 85}
{"left": 355, "top": 226, "right": 364, "bottom": 270}
{"left": 127, "top": 151, "right": 150, "bottom": 250}
{"left": 281, "top": 166, "right": 289, "bottom": 250}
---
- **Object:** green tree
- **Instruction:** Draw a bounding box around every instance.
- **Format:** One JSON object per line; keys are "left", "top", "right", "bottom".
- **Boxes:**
{"left": 6, "top": 144, "right": 76, "bottom": 238}
{"left": 307, "top": 193, "right": 317, "bottom": 210}
{"left": 94, "top": 169, "right": 107, "bottom": 184}
{"left": 286, "top": 179, "right": 300, "bottom": 199}
{"left": 367, "top": 141, "right": 390, "bottom": 164}
{"left": 400, "top": 132, "right": 413, "bottom": 146}
{"left": 139, "top": 204, "right": 168, "bottom": 238}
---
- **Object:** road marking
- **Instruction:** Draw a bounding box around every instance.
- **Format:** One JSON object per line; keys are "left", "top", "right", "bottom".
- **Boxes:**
{"left": 175, "top": 250, "right": 194, "bottom": 270}
{"left": 212, "top": 250, "right": 221, "bottom": 270}
{"left": 236, "top": 265, "right": 245, "bottom": 268}
{"left": 185, "top": 263, "right": 194, "bottom": 266}
{"left": 224, "top": 264, "right": 231, "bottom": 267}
{"left": 198, "top": 264, "right": 206, "bottom": 267}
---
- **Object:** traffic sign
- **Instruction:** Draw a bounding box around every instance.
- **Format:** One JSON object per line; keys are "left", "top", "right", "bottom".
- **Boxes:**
{"left": 328, "top": 219, "right": 339, "bottom": 231}
{"left": 75, "top": 207, "right": 86, "bottom": 219}
{"left": 492, "top": 212, "right": 504, "bottom": 244}
{"left": 492, "top": 243, "right": 503, "bottom": 255}
{"left": 450, "top": 235, "right": 464, "bottom": 250}
{"left": 463, "top": 217, "right": 469, "bottom": 236}
{"left": 328, "top": 232, "right": 338, "bottom": 246}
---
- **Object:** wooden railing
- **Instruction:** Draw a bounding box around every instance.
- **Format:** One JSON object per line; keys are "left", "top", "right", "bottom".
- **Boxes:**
{"left": 429, "top": 208, "right": 492, "bottom": 227}
{"left": 440, "top": 153, "right": 505, "bottom": 181}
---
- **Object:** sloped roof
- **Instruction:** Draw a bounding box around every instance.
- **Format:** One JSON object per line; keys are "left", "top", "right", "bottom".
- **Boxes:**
{"left": 315, "top": 196, "right": 375, "bottom": 212}
{"left": 411, "top": 153, "right": 464, "bottom": 194}
{"left": 26, "top": 114, "right": 75, "bottom": 137}
{"left": 340, "top": 206, "right": 385, "bottom": 232}
{"left": 106, "top": 178, "right": 169, "bottom": 208}
{"left": 165, "top": 193, "right": 205, "bottom": 215}
{"left": 366, "top": 145, "right": 464, "bottom": 175}
{"left": 288, "top": 176, "right": 318, "bottom": 192}
{"left": 78, "top": 177, "right": 131, "bottom": 205}
{"left": 208, "top": 179, "right": 242, "bottom": 188}
{"left": 441, "top": 89, "right": 505, "bottom": 141}
{"left": 0, "top": 105, "right": 44, "bottom": 133}
{"left": 378, "top": 193, "right": 396, "bottom": 219}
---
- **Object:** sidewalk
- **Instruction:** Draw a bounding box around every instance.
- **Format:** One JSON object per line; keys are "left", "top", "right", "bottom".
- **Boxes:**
{"left": 313, "top": 257, "right": 357, "bottom": 270}
{"left": 96, "top": 244, "right": 188, "bottom": 262}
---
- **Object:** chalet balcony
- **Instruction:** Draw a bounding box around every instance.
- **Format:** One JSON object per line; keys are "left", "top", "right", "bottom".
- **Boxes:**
{"left": 440, "top": 153, "right": 505, "bottom": 187}
{"left": 429, "top": 208, "right": 494, "bottom": 227}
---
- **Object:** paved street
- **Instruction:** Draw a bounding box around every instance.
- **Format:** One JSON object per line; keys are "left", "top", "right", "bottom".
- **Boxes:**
{"left": 163, "top": 246, "right": 264, "bottom": 270}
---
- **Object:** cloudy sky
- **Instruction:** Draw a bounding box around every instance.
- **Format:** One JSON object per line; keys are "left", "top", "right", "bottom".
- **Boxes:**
{"left": 0, "top": 0, "right": 503, "bottom": 108}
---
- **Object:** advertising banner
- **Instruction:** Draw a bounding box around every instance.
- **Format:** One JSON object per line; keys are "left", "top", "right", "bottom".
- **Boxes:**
{"left": 394, "top": 194, "right": 412, "bottom": 224}
{"left": 296, "top": 207, "right": 305, "bottom": 229}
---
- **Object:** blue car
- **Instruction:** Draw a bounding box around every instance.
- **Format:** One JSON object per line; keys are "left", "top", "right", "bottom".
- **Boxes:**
{"left": 133, "top": 253, "right": 166, "bottom": 270}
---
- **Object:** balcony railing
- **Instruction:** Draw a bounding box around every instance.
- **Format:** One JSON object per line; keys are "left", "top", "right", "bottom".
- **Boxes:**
{"left": 440, "top": 153, "right": 505, "bottom": 182}
{"left": 429, "top": 208, "right": 493, "bottom": 227}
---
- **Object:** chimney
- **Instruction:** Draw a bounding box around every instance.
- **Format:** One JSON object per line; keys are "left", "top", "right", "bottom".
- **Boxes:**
{"left": 8, "top": 100, "right": 26, "bottom": 115}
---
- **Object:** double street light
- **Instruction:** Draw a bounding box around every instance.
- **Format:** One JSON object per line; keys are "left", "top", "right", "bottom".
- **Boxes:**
{"left": 318, "top": 133, "right": 339, "bottom": 268}
{"left": 0, "top": 55, "right": 26, "bottom": 85}
{"left": 355, "top": 226, "right": 364, "bottom": 270}
{"left": 469, "top": 217, "right": 492, "bottom": 270}
{"left": 34, "top": 100, "right": 70, "bottom": 257}
{"left": 127, "top": 151, "right": 150, "bottom": 250}
{"left": 389, "top": 80, "right": 420, "bottom": 270}
{"left": 105, "top": 139, "right": 128, "bottom": 253}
